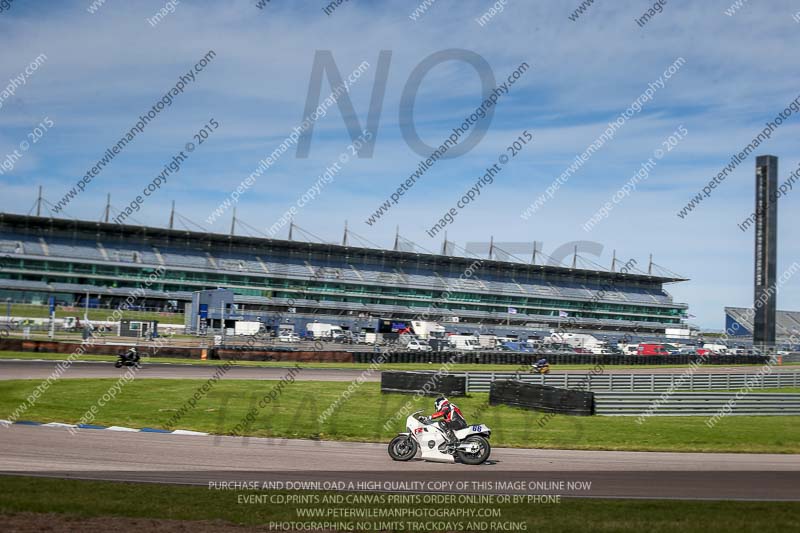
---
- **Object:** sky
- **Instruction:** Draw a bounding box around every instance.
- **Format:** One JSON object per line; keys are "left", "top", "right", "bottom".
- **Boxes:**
{"left": 1, "top": 0, "right": 799, "bottom": 330}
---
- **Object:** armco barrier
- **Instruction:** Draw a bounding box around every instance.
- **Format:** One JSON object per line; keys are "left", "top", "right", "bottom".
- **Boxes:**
{"left": 380, "top": 371, "right": 466, "bottom": 396}
{"left": 594, "top": 392, "right": 800, "bottom": 416}
{"left": 352, "top": 351, "right": 772, "bottom": 366}
{"left": 489, "top": 380, "right": 594, "bottom": 415}
{"left": 459, "top": 371, "right": 800, "bottom": 393}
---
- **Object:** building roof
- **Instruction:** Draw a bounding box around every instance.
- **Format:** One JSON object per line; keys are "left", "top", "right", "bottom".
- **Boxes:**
{"left": 725, "top": 306, "right": 800, "bottom": 337}
{"left": 0, "top": 212, "right": 688, "bottom": 285}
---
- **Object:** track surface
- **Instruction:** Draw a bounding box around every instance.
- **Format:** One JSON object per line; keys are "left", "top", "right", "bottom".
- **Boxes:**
{"left": 2, "top": 425, "right": 799, "bottom": 500}
{"left": 0, "top": 360, "right": 792, "bottom": 381}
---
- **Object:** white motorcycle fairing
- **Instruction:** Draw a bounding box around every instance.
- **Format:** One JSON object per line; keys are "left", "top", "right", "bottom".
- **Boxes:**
{"left": 402, "top": 411, "right": 491, "bottom": 463}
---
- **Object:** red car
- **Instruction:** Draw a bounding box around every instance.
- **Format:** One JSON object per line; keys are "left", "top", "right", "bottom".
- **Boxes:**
{"left": 637, "top": 343, "right": 670, "bottom": 356}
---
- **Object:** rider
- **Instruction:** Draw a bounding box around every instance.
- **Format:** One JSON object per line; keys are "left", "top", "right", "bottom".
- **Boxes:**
{"left": 533, "top": 356, "right": 548, "bottom": 370}
{"left": 425, "top": 396, "right": 467, "bottom": 444}
{"left": 125, "top": 347, "right": 140, "bottom": 364}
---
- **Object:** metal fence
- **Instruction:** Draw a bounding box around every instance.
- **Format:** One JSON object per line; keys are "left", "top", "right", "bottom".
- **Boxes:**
{"left": 458, "top": 371, "right": 800, "bottom": 393}
{"left": 594, "top": 392, "right": 800, "bottom": 416}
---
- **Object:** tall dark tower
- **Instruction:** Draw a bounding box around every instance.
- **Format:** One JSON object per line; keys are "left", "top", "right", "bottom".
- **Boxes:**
{"left": 753, "top": 155, "right": 778, "bottom": 352}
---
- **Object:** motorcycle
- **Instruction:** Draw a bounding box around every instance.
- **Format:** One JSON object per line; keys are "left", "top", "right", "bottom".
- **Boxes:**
{"left": 115, "top": 351, "right": 141, "bottom": 368}
{"left": 387, "top": 410, "right": 491, "bottom": 465}
{"left": 531, "top": 363, "right": 550, "bottom": 374}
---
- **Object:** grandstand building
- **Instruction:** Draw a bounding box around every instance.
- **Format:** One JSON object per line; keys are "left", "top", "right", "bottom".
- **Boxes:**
{"left": 725, "top": 306, "right": 800, "bottom": 342}
{"left": 0, "top": 213, "right": 689, "bottom": 335}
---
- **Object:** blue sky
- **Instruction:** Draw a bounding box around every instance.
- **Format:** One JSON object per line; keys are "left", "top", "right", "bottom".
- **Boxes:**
{"left": 1, "top": 0, "right": 799, "bottom": 329}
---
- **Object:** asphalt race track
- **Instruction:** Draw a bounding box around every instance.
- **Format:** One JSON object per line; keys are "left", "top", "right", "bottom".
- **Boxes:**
{"left": 0, "top": 359, "right": 793, "bottom": 381}
{"left": 2, "top": 424, "right": 799, "bottom": 501}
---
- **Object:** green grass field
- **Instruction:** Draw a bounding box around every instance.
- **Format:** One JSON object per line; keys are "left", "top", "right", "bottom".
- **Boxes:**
{"left": 0, "top": 476, "right": 797, "bottom": 533}
{"left": 1, "top": 350, "right": 788, "bottom": 372}
{"left": 5, "top": 303, "right": 185, "bottom": 324}
{"left": 2, "top": 378, "right": 799, "bottom": 453}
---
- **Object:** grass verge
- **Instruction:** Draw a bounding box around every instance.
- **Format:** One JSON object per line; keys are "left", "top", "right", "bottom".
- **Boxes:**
{"left": 5, "top": 303, "right": 185, "bottom": 324}
{"left": 1, "top": 378, "right": 799, "bottom": 453}
{"left": 0, "top": 476, "right": 798, "bottom": 533}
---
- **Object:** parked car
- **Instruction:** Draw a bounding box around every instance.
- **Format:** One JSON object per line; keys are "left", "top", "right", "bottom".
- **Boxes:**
{"left": 331, "top": 331, "right": 354, "bottom": 343}
{"left": 406, "top": 339, "right": 432, "bottom": 352}
{"left": 278, "top": 332, "right": 300, "bottom": 342}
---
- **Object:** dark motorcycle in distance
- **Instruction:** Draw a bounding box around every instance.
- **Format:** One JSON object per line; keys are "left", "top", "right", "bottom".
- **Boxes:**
{"left": 531, "top": 362, "right": 551, "bottom": 374}
{"left": 115, "top": 350, "right": 141, "bottom": 368}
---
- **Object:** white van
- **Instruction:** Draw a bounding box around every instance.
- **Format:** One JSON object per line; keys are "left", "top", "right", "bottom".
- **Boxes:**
{"left": 448, "top": 335, "right": 481, "bottom": 351}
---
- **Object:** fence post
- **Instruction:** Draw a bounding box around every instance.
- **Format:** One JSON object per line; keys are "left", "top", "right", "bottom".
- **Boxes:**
{"left": 630, "top": 373, "right": 634, "bottom": 392}
{"left": 465, "top": 372, "right": 470, "bottom": 393}
{"left": 650, "top": 373, "right": 655, "bottom": 392}
{"left": 726, "top": 373, "right": 730, "bottom": 391}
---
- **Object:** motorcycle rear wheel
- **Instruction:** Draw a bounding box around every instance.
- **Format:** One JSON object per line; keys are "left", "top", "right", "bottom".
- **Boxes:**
{"left": 457, "top": 435, "right": 491, "bottom": 465}
{"left": 388, "top": 435, "right": 418, "bottom": 461}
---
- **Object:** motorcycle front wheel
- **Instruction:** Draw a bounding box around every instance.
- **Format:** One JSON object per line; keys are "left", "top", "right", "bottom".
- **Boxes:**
{"left": 457, "top": 435, "right": 491, "bottom": 465}
{"left": 388, "top": 435, "right": 418, "bottom": 461}
{"left": 114, "top": 361, "right": 123, "bottom": 368}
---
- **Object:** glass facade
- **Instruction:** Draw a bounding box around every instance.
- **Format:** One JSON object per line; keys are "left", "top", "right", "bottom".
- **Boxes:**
{"left": 0, "top": 256, "right": 685, "bottom": 326}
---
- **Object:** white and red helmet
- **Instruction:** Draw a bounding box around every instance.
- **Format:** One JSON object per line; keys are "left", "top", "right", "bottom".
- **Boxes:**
{"left": 434, "top": 396, "right": 449, "bottom": 412}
